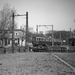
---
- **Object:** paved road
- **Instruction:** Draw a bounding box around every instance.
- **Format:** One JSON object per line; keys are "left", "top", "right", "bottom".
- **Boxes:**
{"left": 0, "top": 52, "right": 75, "bottom": 75}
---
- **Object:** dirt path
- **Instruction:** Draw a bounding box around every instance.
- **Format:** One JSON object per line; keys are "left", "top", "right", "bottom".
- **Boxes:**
{"left": 0, "top": 52, "right": 75, "bottom": 75}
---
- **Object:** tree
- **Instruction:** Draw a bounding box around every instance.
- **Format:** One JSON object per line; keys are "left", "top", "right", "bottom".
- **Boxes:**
{"left": 0, "top": 4, "right": 17, "bottom": 30}
{"left": 0, "top": 4, "right": 17, "bottom": 46}
{"left": 20, "top": 25, "right": 34, "bottom": 43}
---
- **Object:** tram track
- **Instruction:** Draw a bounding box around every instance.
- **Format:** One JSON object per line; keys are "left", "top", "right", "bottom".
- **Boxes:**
{"left": 51, "top": 53, "right": 75, "bottom": 72}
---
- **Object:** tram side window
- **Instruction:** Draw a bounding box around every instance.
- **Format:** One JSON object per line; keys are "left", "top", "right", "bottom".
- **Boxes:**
{"left": 44, "top": 38, "right": 46, "bottom": 41}
{"left": 40, "top": 38, "right": 43, "bottom": 41}
{"left": 36, "top": 38, "right": 38, "bottom": 41}
{"left": 36, "top": 38, "right": 40, "bottom": 41}
{"left": 43, "top": 38, "right": 45, "bottom": 41}
{"left": 42, "top": 38, "right": 44, "bottom": 41}
{"left": 36, "top": 37, "right": 46, "bottom": 41}
{"left": 39, "top": 38, "right": 41, "bottom": 41}
{"left": 40, "top": 38, "right": 42, "bottom": 41}
{"left": 42, "top": 38, "right": 43, "bottom": 41}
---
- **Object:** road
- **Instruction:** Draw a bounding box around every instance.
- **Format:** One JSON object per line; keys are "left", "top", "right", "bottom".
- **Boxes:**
{"left": 0, "top": 52, "right": 75, "bottom": 75}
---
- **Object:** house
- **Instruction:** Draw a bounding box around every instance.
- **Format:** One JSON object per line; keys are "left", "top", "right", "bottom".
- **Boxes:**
{"left": 0, "top": 29, "right": 25, "bottom": 47}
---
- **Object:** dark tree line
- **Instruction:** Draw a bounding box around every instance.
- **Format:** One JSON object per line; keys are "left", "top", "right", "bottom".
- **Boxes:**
{"left": 46, "top": 30, "right": 71, "bottom": 40}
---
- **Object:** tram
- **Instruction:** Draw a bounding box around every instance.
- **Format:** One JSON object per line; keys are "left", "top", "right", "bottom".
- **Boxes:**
{"left": 32, "top": 36, "right": 61, "bottom": 46}
{"left": 31, "top": 36, "right": 67, "bottom": 52}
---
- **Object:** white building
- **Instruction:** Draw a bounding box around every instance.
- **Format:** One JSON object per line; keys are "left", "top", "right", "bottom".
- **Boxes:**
{"left": 0, "top": 29, "right": 25, "bottom": 47}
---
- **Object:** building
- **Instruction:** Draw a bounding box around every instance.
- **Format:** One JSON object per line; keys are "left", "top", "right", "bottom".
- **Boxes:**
{"left": 0, "top": 29, "right": 25, "bottom": 47}
{"left": 45, "top": 30, "right": 71, "bottom": 45}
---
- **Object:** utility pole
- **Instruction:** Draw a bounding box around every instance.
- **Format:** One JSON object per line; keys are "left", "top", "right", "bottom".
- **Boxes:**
{"left": 12, "top": 13, "right": 15, "bottom": 53}
{"left": 60, "top": 31, "right": 62, "bottom": 45}
{"left": 36, "top": 25, "right": 38, "bottom": 34}
{"left": 52, "top": 25, "right": 54, "bottom": 46}
{"left": 26, "top": 12, "right": 28, "bottom": 43}
{"left": 12, "top": 12, "right": 28, "bottom": 52}
{"left": 70, "top": 28, "right": 71, "bottom": 38}
{"left": 25, "top": 12, "right": 29, "bottom": 51}
{"left": 11, "top": 12, "right": 30, "bottom": 52}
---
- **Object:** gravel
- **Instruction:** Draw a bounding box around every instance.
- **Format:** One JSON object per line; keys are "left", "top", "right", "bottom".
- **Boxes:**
{"left": 0, "top": 52, "right": 75, "bottom": 75}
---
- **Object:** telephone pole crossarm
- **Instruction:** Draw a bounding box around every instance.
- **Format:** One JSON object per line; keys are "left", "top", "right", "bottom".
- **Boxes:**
{"left": 15, "top": 14, "right": 26, "bottom": 16}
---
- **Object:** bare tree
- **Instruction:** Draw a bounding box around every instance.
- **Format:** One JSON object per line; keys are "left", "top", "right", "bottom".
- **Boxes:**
{"left": 0, "top": 4, "right": 17, "bottom": 30}
{"left": 0, "top": 4, "right": 17, "bottom": 46}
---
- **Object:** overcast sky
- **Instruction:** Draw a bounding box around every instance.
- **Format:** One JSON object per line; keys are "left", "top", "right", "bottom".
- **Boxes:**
{"left": 0, "top": 0, "right": 75, "bottom": 32}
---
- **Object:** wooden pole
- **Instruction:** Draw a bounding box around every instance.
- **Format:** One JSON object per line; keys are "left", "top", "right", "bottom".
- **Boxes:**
{"left": 12, "top": 13, "right": 15, "bottom": 53}
{"left": 25, "top": 12, "right": 29, "bottom": 51}
{"left": 70, "top": 28, "right": 71, "bottom": 38}
{"left": 36, "top": 25, "right": 38, "bottom": 34}
{"left": 52, "top": 25, "right": 54, "bottom": 46}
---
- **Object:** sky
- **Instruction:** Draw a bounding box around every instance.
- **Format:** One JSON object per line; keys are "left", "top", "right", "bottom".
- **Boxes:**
{"left": 0, "top": 0, "right": 75, "bottom": 33}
